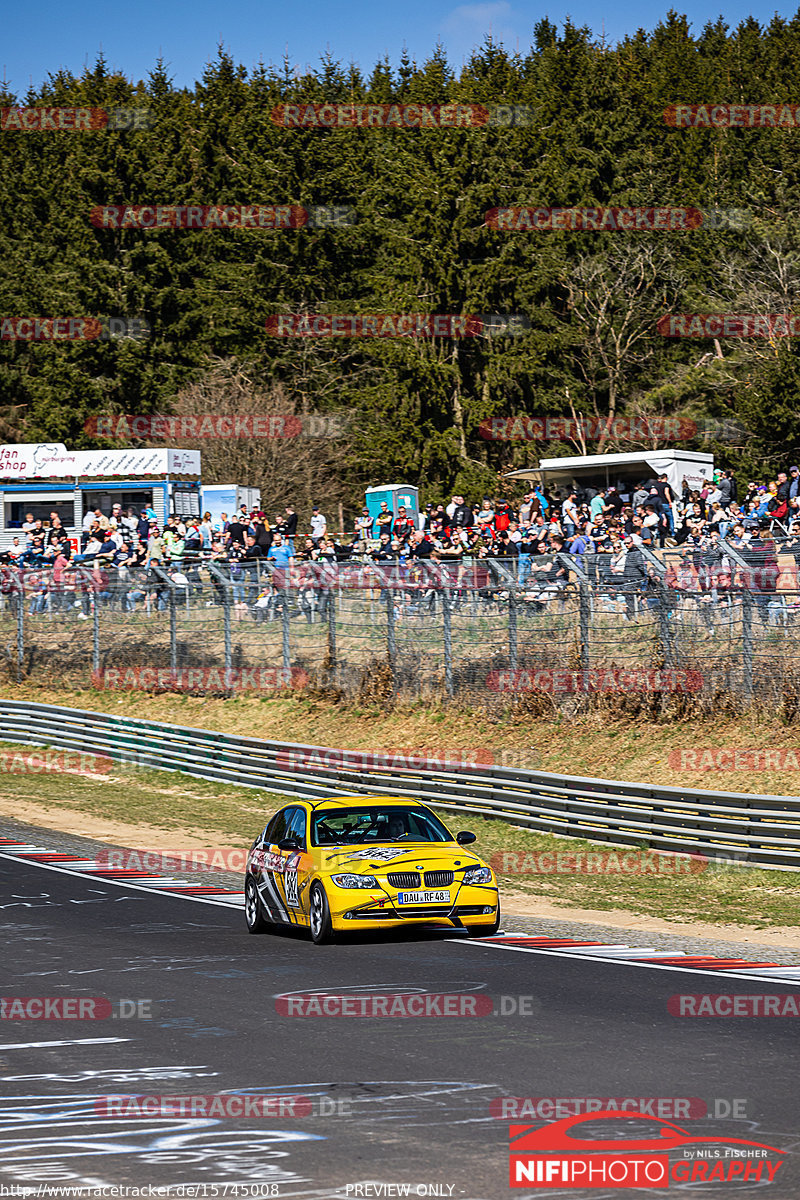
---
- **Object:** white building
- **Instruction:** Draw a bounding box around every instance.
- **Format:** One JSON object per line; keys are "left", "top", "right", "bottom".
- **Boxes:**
{"left": 0, "top": 443, "right": 201, "bottom": 548}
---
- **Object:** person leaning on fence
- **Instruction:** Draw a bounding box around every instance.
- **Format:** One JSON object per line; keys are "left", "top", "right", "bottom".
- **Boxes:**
{"left": 527, "top": 536, "right": 568, "bottom": 609}
{"left": 619, "top": 535, "right": 648, "bottom": 619}
{"left": 264, "top": 532, "right": 294, "bottom": 618}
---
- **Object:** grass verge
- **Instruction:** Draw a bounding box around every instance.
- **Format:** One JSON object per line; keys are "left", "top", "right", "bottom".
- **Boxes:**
{"left": 1, "top": 741, "right": 798, "bottom": 930}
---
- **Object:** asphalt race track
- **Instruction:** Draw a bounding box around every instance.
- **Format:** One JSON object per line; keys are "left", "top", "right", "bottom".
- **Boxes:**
{"left": 1, "top": 851, "right": 799, "bottom": 1199}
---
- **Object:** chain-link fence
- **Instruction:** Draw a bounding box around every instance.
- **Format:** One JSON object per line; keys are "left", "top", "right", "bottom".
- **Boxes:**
{"left": 2, "top": 543, "right": 799, "bottom": 710}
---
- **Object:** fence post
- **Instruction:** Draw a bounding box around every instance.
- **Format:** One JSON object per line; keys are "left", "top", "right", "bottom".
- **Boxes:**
{"left": 579, "top": 579, "right": 590, "bottom": 675}
{"left": 223, "top": 581, "right": 232, "bottom": 678}
{"left": 742, "top": 589, "right": 753, "bottom": 701}
{"left": 657, "top": 580, "right": 673, "bottom": 668}
{"left": 443, "top": 585, "right": 453, "bottom": 697}
{"left": 327, "top": 590, "right": 337, "bottom": 670}
{"left": 16, "top": 594, "right": 23, "bottom": 682}
{"left": 386, "top": 589, "right": 396, "bottom": 688}
{"left": 207, "top": 562, "right": 232, "bottom": 682}
{"left": 169, "top": 587, "right": 178, "bottom": 674}
{"left": 508, "top": 581, "right": 518, "bottom": 671}
{"left": 281, "top": 584, "right": 291, "bottom": 681}
{"left": 92, "top": 594, "right": 100, "bottom": 675}
{"left": 557, "top": 553, "right": 590, "bottom": 681}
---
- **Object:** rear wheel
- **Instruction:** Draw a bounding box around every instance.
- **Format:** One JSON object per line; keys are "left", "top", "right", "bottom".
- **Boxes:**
{"left": 309, "top": 881, "right": 335, "bottom": 944}
{"left": 245, "top": 876, "right": 270, "bottom": 934}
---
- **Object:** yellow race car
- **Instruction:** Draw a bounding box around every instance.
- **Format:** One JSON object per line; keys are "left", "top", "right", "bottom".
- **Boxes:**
{"left": 244, "top": 795, "right": 500, "bottom": 943}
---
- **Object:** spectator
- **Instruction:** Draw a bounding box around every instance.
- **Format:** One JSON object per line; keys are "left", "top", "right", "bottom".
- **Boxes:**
{"left": 310, "top": 506, "right": 327, "bottom": 544}
{"left": 374, "top": 501, "right": 393, "bottom": 538}
{"left": 284, "top": 505, "right": 298, "bottom": 548}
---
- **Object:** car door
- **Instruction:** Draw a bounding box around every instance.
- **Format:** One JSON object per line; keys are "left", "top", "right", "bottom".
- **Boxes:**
{"left": 280, "top": 806, "right": 313, "bottom": 926}
{"left": 251, "top": 806, "right": 295, "bottom": 924}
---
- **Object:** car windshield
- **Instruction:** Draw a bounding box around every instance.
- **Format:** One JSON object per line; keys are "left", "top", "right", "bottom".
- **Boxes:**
{"left": 311, "top": 806, "right": 452, "bottom": 846}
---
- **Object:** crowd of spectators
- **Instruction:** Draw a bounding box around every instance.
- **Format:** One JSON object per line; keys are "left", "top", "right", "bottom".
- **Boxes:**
{"left": 2, "top": 464, "right": 799, "bottom": 620}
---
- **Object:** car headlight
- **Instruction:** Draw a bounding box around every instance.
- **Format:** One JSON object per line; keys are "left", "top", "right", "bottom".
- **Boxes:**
{"left": 331, "top": 873, "right": 380, "bottom": 889}
{"left": 462, "top": 866, "right": 493, "bottom": 885}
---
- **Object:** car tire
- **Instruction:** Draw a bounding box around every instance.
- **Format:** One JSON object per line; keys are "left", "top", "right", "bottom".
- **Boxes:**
{"left": 245, "top": 875, "right": 270, "bottom": 934}
{"left": 464, "top": 903, "right": 500, "bottom": 938}
{"left": 309, "top": 881, "right": 335, "bottom": 945}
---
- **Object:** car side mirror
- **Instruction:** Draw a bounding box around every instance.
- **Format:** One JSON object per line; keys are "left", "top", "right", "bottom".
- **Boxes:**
{"left": 456, "top": 831, "right": 476, "bottom": 845}
{"left": 278, "top": 837, "right": 299, "bottom": 851}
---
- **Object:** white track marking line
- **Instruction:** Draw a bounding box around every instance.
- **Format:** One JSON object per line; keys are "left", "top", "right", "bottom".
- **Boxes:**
{"left": 0, "top": 851, "right": 244, "bottom": 908}
{"left": 5, "top": 847, "right": 800, "bottom": 979}
{"left": 0, "top": 1037, "right": 130, "bottom": 1050}
{"left": 460, "top": 938, "right": 800, "bottom": 983}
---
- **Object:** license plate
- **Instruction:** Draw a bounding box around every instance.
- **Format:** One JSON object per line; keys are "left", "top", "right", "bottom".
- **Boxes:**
{"left": 398, "top": 890, "right": 450, "bottom": 904}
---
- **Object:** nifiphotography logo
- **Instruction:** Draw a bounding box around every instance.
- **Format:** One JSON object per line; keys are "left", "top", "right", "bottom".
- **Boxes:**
{"left": 508, "top": 1110, "right": 785, "bottom": 1188}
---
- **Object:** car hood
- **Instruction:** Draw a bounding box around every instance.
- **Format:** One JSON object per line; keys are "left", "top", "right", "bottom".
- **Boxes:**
{"left": 319, "top": 844, "right": 484, "bottom": 872}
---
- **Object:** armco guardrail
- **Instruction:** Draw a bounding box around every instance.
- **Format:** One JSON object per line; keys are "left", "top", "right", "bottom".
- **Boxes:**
{"left": 0, "top": 699, "right": 798, "bottom": 870}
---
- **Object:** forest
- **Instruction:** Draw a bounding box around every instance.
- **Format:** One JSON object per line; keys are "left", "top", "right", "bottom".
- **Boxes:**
{"left": 3, "top": 12, "right": 800, "bottom": 512}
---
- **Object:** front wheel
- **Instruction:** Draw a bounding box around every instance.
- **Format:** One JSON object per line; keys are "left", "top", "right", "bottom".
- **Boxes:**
{"left": 245, "top": 876, "right": 270, "bottom": 934}
{"left": 464, "top": 903, "right": 500, "bottom": 938}
{"left": 309, "top": 881, "right": 335, "bottom": 944}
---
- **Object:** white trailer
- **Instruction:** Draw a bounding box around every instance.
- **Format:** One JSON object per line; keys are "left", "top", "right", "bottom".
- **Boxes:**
{"left": 505, "top": 449, "right": 714, "bottom": 499}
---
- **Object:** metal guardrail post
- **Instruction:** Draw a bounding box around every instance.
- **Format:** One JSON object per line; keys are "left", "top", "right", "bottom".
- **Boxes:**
{"left": 443, "top": 585, "right": 453, "bottom": 697}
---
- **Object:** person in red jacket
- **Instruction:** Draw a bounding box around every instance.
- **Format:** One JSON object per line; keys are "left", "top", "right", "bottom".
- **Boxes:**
{"left": 493, "top": 500, "right": 514, "bottom": 534}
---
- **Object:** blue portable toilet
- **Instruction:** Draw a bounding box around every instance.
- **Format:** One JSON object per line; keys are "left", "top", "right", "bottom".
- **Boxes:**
{"left": 365, "top": 484, "right": 420, "bottom": 533}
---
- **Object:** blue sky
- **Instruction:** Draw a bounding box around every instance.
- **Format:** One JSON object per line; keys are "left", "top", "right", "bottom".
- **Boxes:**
{"left": 2, "top": 1, "right": 797, "bottom": 95}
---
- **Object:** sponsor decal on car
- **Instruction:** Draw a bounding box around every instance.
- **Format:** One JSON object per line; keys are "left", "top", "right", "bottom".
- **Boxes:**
{"left": 336, "top": 847, "right": 414, "bottom": 862}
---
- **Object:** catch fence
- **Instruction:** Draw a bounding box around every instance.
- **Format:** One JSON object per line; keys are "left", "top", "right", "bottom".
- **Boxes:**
{"left": 1, "top": 544, "right": 799, "bottom": 709}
